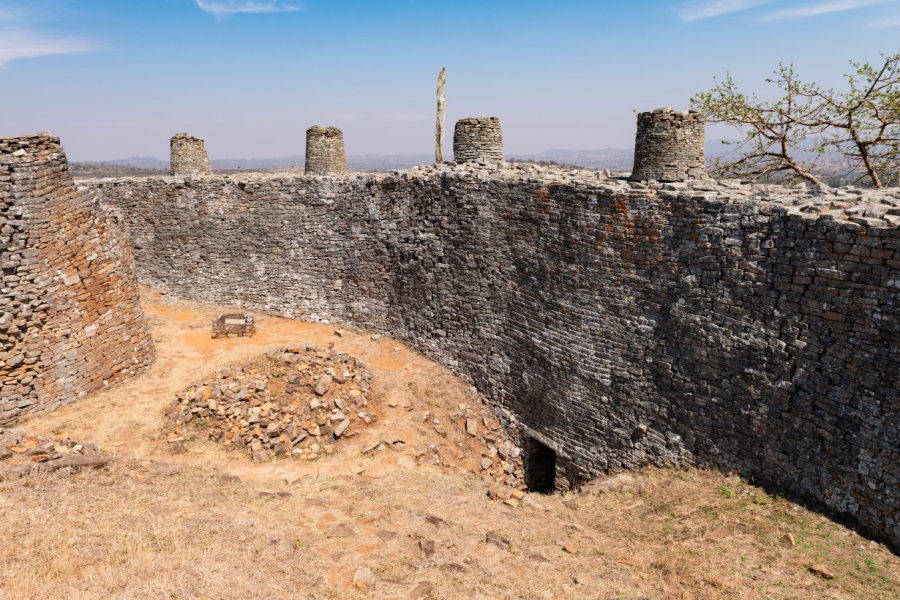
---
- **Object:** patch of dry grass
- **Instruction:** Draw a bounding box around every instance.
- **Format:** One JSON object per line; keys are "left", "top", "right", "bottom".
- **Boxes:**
{"left": 1, "top": 459, "right": 896, "bottom": 599}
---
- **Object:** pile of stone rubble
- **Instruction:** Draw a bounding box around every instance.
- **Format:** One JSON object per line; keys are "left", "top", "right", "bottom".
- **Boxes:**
{"left": 454, "top": 405, "right": 526, "bottom": 491}
{"left": 0, "top": 428, "right": 106, "bottom": 479}
{"left": 165, "top": 346, "right": 374, "bottom": 461}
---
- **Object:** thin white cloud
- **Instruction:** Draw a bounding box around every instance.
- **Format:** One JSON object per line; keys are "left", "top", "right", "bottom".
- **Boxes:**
{"left": 0, "top": 29, "right": 94, "bottom": 65}
{"left": 0, "top": 2, "right": 95, "bottom": 65}
{"left": 867, "top": 13, "right": 900, "bottom": 25}
{"left": 761, "top": 0, "right": 888, "bottom": 20}
{"left": 195, "top": 0, "right": 301, "bottom": 15}
{"left": 679, "top": 0, "right": 772, "bottom": 20}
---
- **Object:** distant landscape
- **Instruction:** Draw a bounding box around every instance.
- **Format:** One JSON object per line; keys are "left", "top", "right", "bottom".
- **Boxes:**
{"left": 70, "top": 147, "right": 636, "bottom": 178}
{"left": 70, "top": 142, "right": 863, "bottom": 185}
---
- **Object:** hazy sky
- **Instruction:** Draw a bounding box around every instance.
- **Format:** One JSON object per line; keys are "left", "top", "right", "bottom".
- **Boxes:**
{"left": 1, "top": 0, "right": 898, "bottom": 160}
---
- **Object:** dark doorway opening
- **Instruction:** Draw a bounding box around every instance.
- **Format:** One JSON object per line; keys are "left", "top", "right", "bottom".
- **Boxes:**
{"left": 523, "top": 438, "right": 556, "bottom": 493}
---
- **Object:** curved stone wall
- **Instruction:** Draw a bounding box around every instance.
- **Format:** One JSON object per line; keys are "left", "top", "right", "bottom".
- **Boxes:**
{"left": 170, "top": 133, "right": 212, "bottom": 176}
{"left": 0, "top": 134, "right": 155, "bottom": 424}
{"left": 453, "top": 117, "right": 504, "bottom": 163}
{"left": 631, "top": 108, "right": 706, "bottom": 182}
{"left": 305, "top": 126, "right": 347, "bottom": 176}
{"left": 80, "top": 166, "right": 899, "bottom": 548}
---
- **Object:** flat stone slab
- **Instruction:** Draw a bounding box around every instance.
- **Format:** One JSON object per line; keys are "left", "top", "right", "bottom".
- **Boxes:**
{"left": 211, "top": 312, "right": 255, "bottom": 338}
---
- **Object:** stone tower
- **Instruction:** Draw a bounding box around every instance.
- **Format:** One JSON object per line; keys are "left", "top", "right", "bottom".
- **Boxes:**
{"left": 453, "top": 117, "right": 504, "bottom": 163}
{"left": 170, "top": 133, "right": 212, "bottom": 176}
{"left": 631, "top": 108, "right": 707, "bottom": 182}
{"left": 305, "top": 126, "right": 347, "bottom": 176}
{"left": 0, "top": 133, "right": 156, "bottom": 424}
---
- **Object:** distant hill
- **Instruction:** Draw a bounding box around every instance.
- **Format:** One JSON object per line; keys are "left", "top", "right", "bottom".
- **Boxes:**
{"left": 73, "top": 141, "right": 860, "bottom": 181}
{"left": 73, "top": 149, "right": 637, "bottom": 175}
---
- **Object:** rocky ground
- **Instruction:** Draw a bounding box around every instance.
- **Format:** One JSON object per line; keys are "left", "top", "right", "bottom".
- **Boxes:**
{"left": 2, "top": 288, "right": 897, "bottom": 599}
{"left": 0, "top": 429, "right": 107, "bottom": 479}
{"left": 165, "top": 347, "right": 376, "bottom": 461}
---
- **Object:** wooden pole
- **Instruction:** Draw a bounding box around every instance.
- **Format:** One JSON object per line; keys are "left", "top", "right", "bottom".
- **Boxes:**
{"left": 436, "top": 67, "right": 446, "bottom": 163}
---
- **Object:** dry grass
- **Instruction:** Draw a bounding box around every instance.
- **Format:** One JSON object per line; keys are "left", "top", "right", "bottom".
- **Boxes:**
{"left": 1, "top": 461, "right": 896, "bottom": 599}
{"left": 2, "top": 289, "right": 897, "bottom": 599}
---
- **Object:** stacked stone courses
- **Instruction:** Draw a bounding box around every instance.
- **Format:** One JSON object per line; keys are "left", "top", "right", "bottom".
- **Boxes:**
{"left": 81, "top": 163, "right": 899, "bottom": 548}
{"left": 632, "top": 108, "right": 707, "bottom": 182}
{"left": 170, "top": 133, "right": 212, "bottom": 176}
{"left": 453, "top": 117, "right": 504, "bottom": 163}
{"left": 305, "top": 126, "right": 347, "bottom": 176}
{"left": 0, "top": 133, "right": 155, "bottom": 424}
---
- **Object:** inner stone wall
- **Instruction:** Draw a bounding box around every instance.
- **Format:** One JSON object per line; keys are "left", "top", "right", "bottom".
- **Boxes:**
{"left": 80, "top": 166, "right": 899, "bottom": 547}
{"left": 0, "top": 134, "right": 155, "bottom": 424}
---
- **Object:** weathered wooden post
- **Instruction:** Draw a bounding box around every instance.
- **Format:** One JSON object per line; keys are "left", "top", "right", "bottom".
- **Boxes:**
{"left": 435, "top": 67, "right": 446, "bottom": 163}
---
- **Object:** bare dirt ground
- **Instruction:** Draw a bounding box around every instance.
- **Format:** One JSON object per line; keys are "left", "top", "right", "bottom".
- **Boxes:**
{"left": 1, "top": 289, "right": 897, "bottom": 599}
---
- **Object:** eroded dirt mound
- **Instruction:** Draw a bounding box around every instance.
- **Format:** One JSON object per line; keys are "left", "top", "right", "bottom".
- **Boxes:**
{"left": 165, "top": 345, "right": 375, "bottom": 461}
{"left": 0, "top": 428, "right": 107, "bottom": 479}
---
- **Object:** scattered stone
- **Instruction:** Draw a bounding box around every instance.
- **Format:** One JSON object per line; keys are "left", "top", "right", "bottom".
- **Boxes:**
{"left": 485, "top": 530, "right": 511, "bottom": 550}
{"left": 562, "top": 545, "right": 578, "bottom": 555}
{"left": 397, "top": 454, "right": 416, "bottom": 469}
{"left": 418, "top": 539, "right": 435, "bottom": 558}
{"left": 352, "top": 566, "right": 376, "bottom": 591}
{"left": 586, "top": 473, "right": 635, "bottom": 494}
{"left": 376, "top": 530, "right": 398, "bottom": 542}
{"left": 326, "top": 525, "right": 356, "bottom": 539}
{"left": 0, "top": 429, "right": 105, "bottom": 478}
{"left": 409, "top": 581, "right": 435, "bottom": 599}
{"left": 573, "top": 572, "right": 593, "bottom": 585}
{"left": 808, "top": 564, "right": 835, "bottom": 579}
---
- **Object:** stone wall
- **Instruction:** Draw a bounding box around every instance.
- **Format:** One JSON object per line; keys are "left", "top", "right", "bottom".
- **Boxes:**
{"left": 453, "top": 117, "right": 504, "bottom": 163}
{"left": 80, "top": 165, "right": 899, "bottom": 548}
{"left": 631, "top": 108, "right": 707, "bottom": 182}
{"left": 170, "top": 133, "right": 212, "bottom": 176}
{"left": 0, "top": 133, "right": 155, "bottom": 424}
{"left": 305, "top": 126, "right": 347, "bottom": 176}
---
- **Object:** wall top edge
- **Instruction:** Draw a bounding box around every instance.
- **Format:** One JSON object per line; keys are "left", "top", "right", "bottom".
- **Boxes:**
{"left": 75, "top": 163, "right": 900, "bottom": 230}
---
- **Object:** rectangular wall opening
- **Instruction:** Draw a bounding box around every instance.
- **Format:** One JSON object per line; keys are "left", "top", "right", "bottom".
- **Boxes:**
{"left": 524, "top": 437, "right": 556, "bottom": 493}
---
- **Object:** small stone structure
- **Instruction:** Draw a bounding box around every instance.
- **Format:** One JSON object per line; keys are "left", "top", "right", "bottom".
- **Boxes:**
{"left": 453, "top": 117, "right": 504, "bottom": 163}
{"left": 210, "top": 313, "right": 255, "bottom": 338}
{"left": 631, "top": 108, "right": 706, "bottom": 182}
{"left": 170, "top": 133, "right": 212, "bottom": 176}
{"left": 305, "top": 126, "right": 347, "bottom": 176}
{"left": 0, "top": 133, "right": 155, "bottom": 424}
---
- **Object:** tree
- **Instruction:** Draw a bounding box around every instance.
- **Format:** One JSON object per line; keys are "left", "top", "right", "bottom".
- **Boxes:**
{"left": 691, "top": 52, "right": 899, "bottom": 188}
{"left": 812, "top": 54, "right": 900, "bottom": 188}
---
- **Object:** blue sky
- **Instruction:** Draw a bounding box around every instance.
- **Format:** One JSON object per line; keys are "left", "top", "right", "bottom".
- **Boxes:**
{"left": 0, "top": 0, "right": 898, "bottom": 160}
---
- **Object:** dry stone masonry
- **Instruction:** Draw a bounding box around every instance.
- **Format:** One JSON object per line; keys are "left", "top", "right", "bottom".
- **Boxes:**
{"left": 170, "top": 133, "right": 212, "bottom": 176}
{"left": 453, "top": 117, "right": 504, "bottom": 163}
{"left": 305, "top": 126, "right": 347, "bottom": 176}
{"left": 81, "top": 162, "right": 899, "bottom": 548}
{"left": 0, "top": 133, "right": 155, "bottom": 425}
{"left": 77, "top": 107, "right": 900, "bottom": 552}
{"left": 211, "top": 312, "right": 255, "bottom": 338}
{"left": 631, "top": 108, "right": 707, "bottom": 182}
